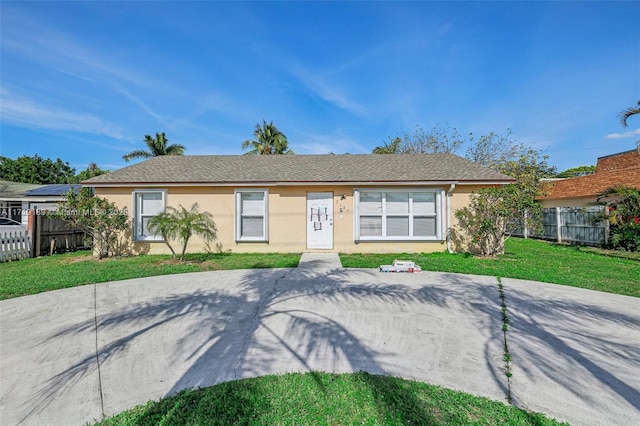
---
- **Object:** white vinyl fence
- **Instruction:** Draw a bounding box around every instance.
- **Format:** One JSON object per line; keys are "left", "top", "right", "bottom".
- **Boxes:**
{"left": 0, "top": 228, "right": 31, "bottom": 262}
{"left": 513, "top": 206, "right": 608, "bottom": 246}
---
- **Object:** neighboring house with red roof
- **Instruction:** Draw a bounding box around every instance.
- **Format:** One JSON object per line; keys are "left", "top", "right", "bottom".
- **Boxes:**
{"left": 539, "top": 149, "right": 640, "bottom": 208}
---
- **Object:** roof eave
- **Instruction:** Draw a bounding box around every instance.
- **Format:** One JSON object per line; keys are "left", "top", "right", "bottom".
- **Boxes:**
{"left": 0, "top": 196, "right": 66, "bottom": 202}
{"left": 86, "top": 179, "right": 513, "bottom": 188}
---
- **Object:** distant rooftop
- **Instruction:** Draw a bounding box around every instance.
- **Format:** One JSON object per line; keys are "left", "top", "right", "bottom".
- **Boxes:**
{"left": 0, "top": 181, "right": 81, "bottom": 200}
{"left": 541, "top": 149, "right": 640, "bottom": 200}
{"left": 0, "top": 180, "right": 44, "bottom": 198}
{"left": 25, "top": 184, "right": 81, "bottom": 197}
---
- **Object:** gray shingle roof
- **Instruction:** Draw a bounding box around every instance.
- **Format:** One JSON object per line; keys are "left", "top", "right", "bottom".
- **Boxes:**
{"left": 84, "top": 154, "right": 513, "bottom": 185}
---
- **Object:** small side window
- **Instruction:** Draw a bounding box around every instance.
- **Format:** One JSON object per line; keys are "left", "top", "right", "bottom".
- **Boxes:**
{"left": 133, "top": 190, "right": 166, "bottom": 241}
{"left": 235, "top": 190, "right": 268, "bottom": 242}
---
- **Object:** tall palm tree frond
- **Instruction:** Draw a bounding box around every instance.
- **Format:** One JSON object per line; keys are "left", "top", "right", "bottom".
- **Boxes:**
{"left": 373, "top": 137, "right": 403, "bottom": 154}
{"left": 618, "top": 100, "right": 640, "bottom": 127}
{"left": 122, "top": 150, "right": 154, "bottom": 162}
{"left": 242, "top": 120, "right": 292, "bottom": 155}
{"left": 123, "top": 132, "right": 185, "bottom": 162}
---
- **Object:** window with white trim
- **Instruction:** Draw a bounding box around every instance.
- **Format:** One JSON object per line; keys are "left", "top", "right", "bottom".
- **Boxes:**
{"left": 355, "top": 190, "right": 443, "bottom": 241}
{"left": 235, "top": 190, "right": 268, "bottom": 241}
{"left": 133, "top": 190, "right": 166, "bottom": 241}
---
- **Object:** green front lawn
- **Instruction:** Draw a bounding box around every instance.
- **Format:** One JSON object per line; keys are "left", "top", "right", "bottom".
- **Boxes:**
{"left": 1, "top": 238, "right": 638, "bottom": 300}
{"left": 341, "top": 238, "right": 640, "bottom": 298}
{"left": 96, "top": 371, "right": 567, "bottom": 426}
{"left": 0, "top": 251, "right": 300, "bottom": 300}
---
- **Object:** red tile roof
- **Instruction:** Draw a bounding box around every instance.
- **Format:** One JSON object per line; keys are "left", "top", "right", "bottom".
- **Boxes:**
{"left": 541, "top": 149, "right": 640, "bottom": 200}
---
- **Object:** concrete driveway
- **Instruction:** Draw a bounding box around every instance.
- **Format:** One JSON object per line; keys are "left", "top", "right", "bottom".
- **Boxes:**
{"left": 1, "top": 259, "right": 639, "bottom": 425}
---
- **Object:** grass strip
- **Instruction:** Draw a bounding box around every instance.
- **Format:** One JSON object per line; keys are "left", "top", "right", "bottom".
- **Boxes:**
{"left": 95, "top": 371, "right": 567, "bottom": 426}
{"left": 2, "top": 238, "right": 638, "bottom": 300}
{"left": 497, "top": 277, "right": 513, "bottom": 403}
{"left": 0, "top": 252, "right": 300, "bottom": 300}
{"left": 340, "top": 238, "right": 640, "bottom": 297}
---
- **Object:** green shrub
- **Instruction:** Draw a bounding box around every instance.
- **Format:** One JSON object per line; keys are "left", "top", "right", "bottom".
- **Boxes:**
{"left": 608, "top": 223, "right": 640, "bottom": 252}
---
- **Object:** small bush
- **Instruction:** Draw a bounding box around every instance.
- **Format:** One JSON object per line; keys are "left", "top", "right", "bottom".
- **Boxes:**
{"left": 55, "top": 188, "right": 130, "bottom": 258}
{"left": 608, "top": 223, "right": 640, "bottom": 252}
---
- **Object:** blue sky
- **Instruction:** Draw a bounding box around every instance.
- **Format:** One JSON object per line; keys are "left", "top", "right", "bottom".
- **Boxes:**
{"left": 1, "top": 1, "right": 638, "bottom": 173}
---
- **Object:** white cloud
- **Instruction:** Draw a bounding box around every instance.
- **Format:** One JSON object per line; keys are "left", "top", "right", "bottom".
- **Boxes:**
{"left": 289, "top": 65, "right": 367, "bottom": 116}
{"left": 49, "top": 66, "right": 96, "bottom": 83}
{"left": 117, "top": 88, "right": 164, "bottom": 123}
{"left": 0, "top": 88, "right": 125, "bottom": 141}
{"left": 436, "top": 22, "right": 453, "bottom": 37}
{"left": 293, "top": 130, "right": 369, "bottom": 155}
{"left": 1, "top": 8, "right": 173, "bottom": 96}
{"left": 605, "top": 128, "right": 640, "bottom": 139}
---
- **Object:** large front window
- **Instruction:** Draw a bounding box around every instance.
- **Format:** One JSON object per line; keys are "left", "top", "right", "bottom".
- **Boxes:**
{"left": 133, "top": 190, "right": 166, "bottom": 241}
{"left": 235, "top": 190, "right": 268, "bottom": 241}
{"left": 355, "top": 190, "right": 443, "bottom": 241}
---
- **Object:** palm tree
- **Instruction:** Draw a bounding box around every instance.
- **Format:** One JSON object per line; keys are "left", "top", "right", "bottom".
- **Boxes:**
{"left": 619, "top": 100, "right": 640, "bottom": 127}
{"left": 74, "top": 162, "right": 109, "bottom": 182}
{"left": 123, "top": 132, "right": 186, "bottom": 162}
{"left": 147, "top": 203, "right": 218, "bottom": 261}
{"left": 372, "top": 137, "right": 403, "bottom": 154}
{"left": 241, "top": 120, "right": 294, "bottom": 155}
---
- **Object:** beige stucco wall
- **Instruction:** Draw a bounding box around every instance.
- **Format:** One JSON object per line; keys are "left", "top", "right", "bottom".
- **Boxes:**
{"left": 446, "top": 185, "right": 486, "bottom": 253}
{"left": 95, "top": 184, "right": 484, "bottom": 255}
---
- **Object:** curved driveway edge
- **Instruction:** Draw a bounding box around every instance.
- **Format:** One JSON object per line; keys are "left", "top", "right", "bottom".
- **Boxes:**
{"left": 1, "top": 269, "right": 639, "bottom": 426}
{"left": 501, "top": 278, "right": 640, "bottom": 425}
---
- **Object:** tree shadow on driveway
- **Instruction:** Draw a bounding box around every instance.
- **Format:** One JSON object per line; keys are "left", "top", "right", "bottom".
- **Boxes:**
{"left": 15, "top": 269, "right": 639, "bottom": 425}
{"left": 16, "top": 268, "right": 507, "bottom": 424}
{"left": 502, "top": 279, "right": 640, "bottom": 425}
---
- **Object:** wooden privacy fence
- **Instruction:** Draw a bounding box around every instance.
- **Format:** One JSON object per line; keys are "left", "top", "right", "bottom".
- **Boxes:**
{"left": 0, "top": 228, "right": 31, "bottom": 262}
{"left": 513, "top": 206, "right": 608, "bottom": 246}
{"left": 32, "top": 214, "right": 89, "bottom": 257}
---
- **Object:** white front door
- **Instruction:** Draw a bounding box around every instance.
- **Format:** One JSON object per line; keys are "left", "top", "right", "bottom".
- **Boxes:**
{"left": 307, "top": 192, "right": 333, "bottom": 249}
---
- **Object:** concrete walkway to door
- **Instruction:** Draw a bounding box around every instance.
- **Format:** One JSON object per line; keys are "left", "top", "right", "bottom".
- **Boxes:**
{"left": 297, "top": 252, "right": 342, "bottom": 269}
{"left": 1, "top": 263, "right": 639, "bottom": 426}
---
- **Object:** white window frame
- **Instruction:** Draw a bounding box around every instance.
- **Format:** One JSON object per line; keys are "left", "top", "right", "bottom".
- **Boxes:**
{"left": 132, "top": 189, "right": 167, "bottom": 242}
{"left": 354, "top": 189, "right": 445, "bottom": 241}
{"left": 235, "top": 189, "right": 269, "bottom": 242}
